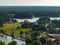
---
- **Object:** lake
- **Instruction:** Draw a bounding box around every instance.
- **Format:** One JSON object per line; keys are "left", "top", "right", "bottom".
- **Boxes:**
{"left": 14, "top": 17, "right": 60, "bottom": 22}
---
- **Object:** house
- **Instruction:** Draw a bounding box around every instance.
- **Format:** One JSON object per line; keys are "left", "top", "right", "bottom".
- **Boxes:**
{"left": 48, "top": 34, "right": 60, "bottom": 38}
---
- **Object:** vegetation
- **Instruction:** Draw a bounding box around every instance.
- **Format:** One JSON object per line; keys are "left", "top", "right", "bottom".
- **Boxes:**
{"left": 0, "top": 7, "right": 60, "bottom": 45}
{"left": 8, "top": 41, "right": 18, "bottom": 45}
{"left": 0, "top": 40, "right": 5, "bottom": 45}
{"left": 32, "top": 40, "right": 42, "bottom": 45}
{"left": 0, "top": 22, "right": 31, "bottom": 36}
{"left": 47, "top": 38, "right": 54, "bottom": 45}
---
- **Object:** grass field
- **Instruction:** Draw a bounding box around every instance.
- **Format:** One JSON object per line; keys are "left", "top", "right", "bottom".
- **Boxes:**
{"left": 0, "top": 22, "right": 31, "bottom": 36}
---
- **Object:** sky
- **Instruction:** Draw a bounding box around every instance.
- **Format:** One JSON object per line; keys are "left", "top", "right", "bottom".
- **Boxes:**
{"left": 0, "top": 0, "right": 60, "bottom": 6}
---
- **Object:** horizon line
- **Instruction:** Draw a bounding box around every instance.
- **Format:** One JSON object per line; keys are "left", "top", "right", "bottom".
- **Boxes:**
{"left": 0, "top": 5, "right": 60, "bottom": 6}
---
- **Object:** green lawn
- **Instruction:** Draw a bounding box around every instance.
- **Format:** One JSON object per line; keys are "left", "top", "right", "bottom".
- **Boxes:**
{"left": 0, "top": 22, "right": 31, "bottom": 36}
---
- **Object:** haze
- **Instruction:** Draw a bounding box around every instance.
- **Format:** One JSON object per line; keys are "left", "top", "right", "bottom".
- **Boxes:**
{"left": 0, "top": 0, "right": 60, "bottom": 6}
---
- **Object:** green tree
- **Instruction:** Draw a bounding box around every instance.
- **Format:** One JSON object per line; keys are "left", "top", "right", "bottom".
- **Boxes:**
{"left": 8, "top": 14, "right": 14, "bottom": 23}
{"left": 20, "top": 31, "right": 24, "bottom": 37}
{"left": 8, "top": 41, "right": 18, "bottom": 45}
{"left": 26, "top": 35, "right": 32, "bottom": 45}
{"left": 11, "top": 32, "right": 15, "bottom": 38}
{"left": 0, "top": 22, "right": 3, "bottom": 27}
{"left": 0, "top": 40, "right": 5, "bottom": 45}
{"left": 47, "top": 38, "right": 53, "bottom": 45}
{"left": 21, "top": 20, "right": 30, "bottom": 28}
{"left": 40, "top": 36, "right": 47, "bottom": 44}
{"left": 32, "top": 40, "right": 42, "bottom": 45}
{"left": 31, "top": 31, "right": 40, "bottom": 39}
{"left": 38, "top": 16, "right": 50, "bottom": 24}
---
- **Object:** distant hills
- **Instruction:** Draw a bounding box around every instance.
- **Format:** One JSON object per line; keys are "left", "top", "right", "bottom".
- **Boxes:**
{"left": 0, "top": 6, "right": 60, "bottom": 11}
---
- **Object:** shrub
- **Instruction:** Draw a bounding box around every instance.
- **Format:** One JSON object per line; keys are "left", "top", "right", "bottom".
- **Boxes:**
{"left": 32, "top": 40, "right": 42, "bottom": 45}
{"left": 47, "top": 38, "right": 53, "bottom": 45}
{"left": 0, "top": 40, "right": 5, "bottom": 45}
{"left": 8, "top": 41, "right": 18, "bottom": 45}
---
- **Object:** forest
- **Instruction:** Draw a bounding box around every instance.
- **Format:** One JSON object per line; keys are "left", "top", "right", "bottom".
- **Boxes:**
{"left": 0, "top": 9, "right": 60, "bottom": 19}
{"left": 0, "top": 6, "right": 60, "bottom": 45}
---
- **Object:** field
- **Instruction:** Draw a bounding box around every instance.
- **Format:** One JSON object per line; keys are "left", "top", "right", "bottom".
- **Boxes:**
{"left": 0, "top": 22, "right": 31, "bottom": 36}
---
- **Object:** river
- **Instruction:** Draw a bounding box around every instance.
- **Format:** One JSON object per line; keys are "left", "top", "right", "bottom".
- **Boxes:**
{"left": 14, "top": 17, "right": 60, "bottom": 22}
{"left": 0, "top": 35, "right": 25, "bottom": 45}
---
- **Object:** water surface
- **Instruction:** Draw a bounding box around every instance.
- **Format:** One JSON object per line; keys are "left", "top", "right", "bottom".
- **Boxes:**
{"left": 15, "top": 17, "right": 60, "bottom": 22}
{"left": 0, "top": 36, "right": 25, "bottom": 45}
